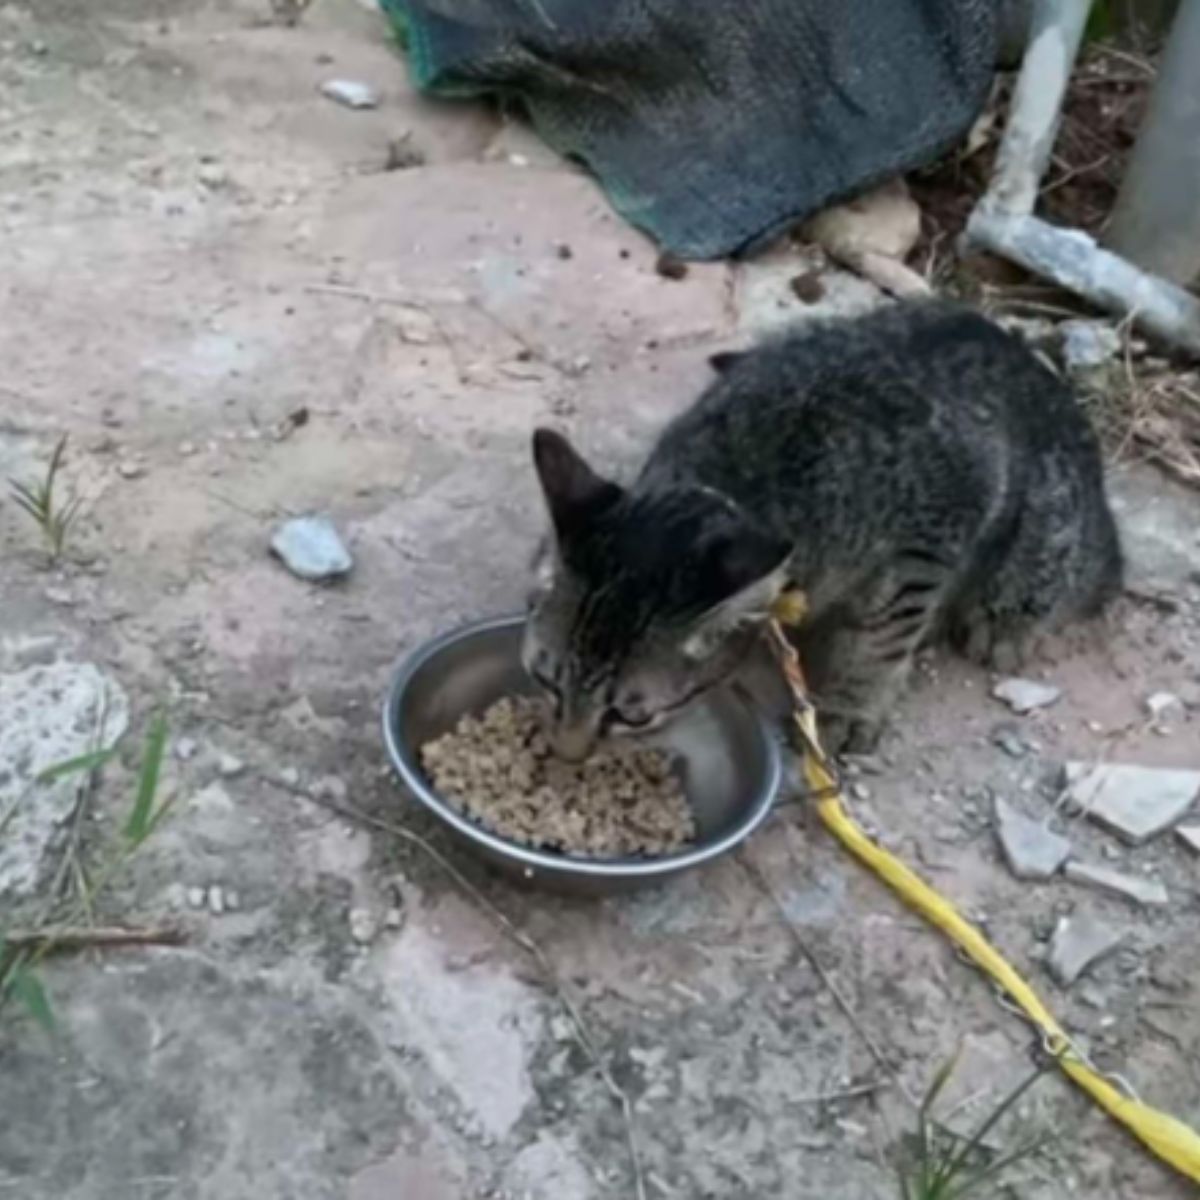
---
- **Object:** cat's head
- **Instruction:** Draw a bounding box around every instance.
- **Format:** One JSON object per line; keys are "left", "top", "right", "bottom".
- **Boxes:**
{"left": 522, "top": 428, "right": 790, "bottom": 760}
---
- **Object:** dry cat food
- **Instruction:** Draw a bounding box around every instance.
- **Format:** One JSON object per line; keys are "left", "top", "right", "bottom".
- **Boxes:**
{"left": 420, "top": 696, "right": 695, "bottom": 858}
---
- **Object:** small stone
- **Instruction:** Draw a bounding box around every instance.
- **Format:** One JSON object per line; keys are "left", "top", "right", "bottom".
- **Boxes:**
{"left": 992, "top": 677, "right": 1061, "bottom": 714}
{"left": 175, "top": 737, "right": 198, "bottom": 761}
{"left": 993, "top": 797, "right": 1071, "bottom": 880}
{"left": 207, "top": 884, "right": 225, "bottom": 915}
{"left": 789, "top": 270, "right": 826, "bottom": 304}
{"left": 179, "top": 441, "right": 197, "bottom": 456}
{"left": 992, "top": 726, "right": 1029, "bottom": 759}
{"left": 44, "top": 587, "right": 75, "bottom": 606}
{"left": 655, "top": 252, "right": 689, "bottom": 280}
{"left": 1065, "top": 762, "right": 1200, "bottom": 844}
{"left": 197, "top": 163, "right": 229, "bottom": 189}
{"left": 1064, "top": 860, "right": 1169, "bottom": 907}
{"left": 224, "top": 888, "right": 241, "bottom": 911}
{"left": 117, "top": 460, "right": 145, "bottom": 479}
{"left": 384, "top": 906, "right": 404, "bottom": 929}
{"left": 187, "top": 886, "right": 207, "bottom": 910}
{"left": 1175, "top": 824, "right": 1200, "bottom": 854}
{"left": 279, "top": 766, "right": 301, "bottom": 788}
{"left": 1060, "top": 320, "right": 1121, "bottom": 372}
{"left": 1048, "top": 913, "right": 1124, "bottom": 987}
{"left": 319, "top": 79, "right": 380, "bottom": 109}
{"left": 1145, "top": 691, "right": 1183, "bottom": 722}
{"left": 270, "top": 515, "right": 353, "bottom": 582}
{"left": 851, "top": 782, "right": 871, "bottom": 802}
{"left": 349, "top": 907, "right": 377, "bottom": 944}
{"left": 311, "top": 775, "right": 348, "bottom": 802}
{"left": 217, "top": 753, "right": 245, "bottom": 778}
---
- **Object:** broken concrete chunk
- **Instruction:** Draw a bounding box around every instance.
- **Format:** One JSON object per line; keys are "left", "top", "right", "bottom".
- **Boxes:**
{"left": 319, "top": 79, "right": 380, "bottom": 109}
{"left": 1175, "top": 824, "right": 1200, "bottom": 854}
{"left": 1047, "top": 912, "right": 1125, "bottom": 987}
{"left": 993, "top": 797, "right": 1071, "bottom": 880}
{"left": 0, "top": 661, "right": 131, "bottom": 897}
{"left": 1065, "top": 762, "right": 1200, "bottom": 844}
{"left": 1064, "top": 860, "right": 1169, "bottom": 907}
{"left": 992, "top": 677, "right": 1062, "bottom": 714}
{"left": 270, "top": 515, "right": 353, "bottom": 582}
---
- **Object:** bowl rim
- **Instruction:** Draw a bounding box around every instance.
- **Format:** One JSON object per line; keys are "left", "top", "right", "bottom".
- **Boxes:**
{"left": 381, "top": 614, "right": 783, "bottom": 879}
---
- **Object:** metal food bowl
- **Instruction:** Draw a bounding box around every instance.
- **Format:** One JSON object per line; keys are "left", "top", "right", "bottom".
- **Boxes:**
{"left": 382, "top": 615, "right": 782, "bottom": 895}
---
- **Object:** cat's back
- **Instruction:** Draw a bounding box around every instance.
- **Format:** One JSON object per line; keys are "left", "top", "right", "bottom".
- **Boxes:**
{"left": 711, "top": 300, "right": 1052, "bottom": 420}
{"left": 648, "top": 300, "right": 1088, "bottom": 482}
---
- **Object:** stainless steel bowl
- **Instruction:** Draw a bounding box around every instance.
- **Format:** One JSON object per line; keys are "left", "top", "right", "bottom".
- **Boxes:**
{"left": 382, "top": 615, "right": 782, "bottom": 895}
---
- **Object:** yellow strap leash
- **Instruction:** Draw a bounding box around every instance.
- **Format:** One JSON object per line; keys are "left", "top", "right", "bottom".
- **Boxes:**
{"left": 767, "top": 602, "right": 1200, "bottom": 1185}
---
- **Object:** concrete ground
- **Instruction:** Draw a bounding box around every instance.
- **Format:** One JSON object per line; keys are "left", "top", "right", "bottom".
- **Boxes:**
{"left": 1, "top": 2, "right": 1199, "bottom": 1198}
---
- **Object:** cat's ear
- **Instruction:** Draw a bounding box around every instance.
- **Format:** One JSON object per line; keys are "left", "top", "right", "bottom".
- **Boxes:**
{"left": 708, "top": 351, "right": 745, "bottom": 375}
{"left": 683, "top": 529, "right": 790, "bottom": 660}
{"left": 532, "top": 428, "right": 623, "bottom": 540}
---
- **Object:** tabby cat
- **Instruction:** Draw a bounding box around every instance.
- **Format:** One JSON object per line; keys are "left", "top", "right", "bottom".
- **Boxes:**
{"left": 522, "top": 301, "right": 1122, "bottom": 759}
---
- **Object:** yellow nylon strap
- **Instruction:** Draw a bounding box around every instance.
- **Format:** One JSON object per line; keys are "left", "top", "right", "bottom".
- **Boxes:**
{"left": 768, "top": 608, "right": 1200, "bottom": 1184}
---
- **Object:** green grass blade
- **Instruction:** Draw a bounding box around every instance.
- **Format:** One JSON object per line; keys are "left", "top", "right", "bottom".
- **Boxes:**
{"left": 940, "top": 1067, "right": 1046, "bottom": 1186}
{"left": 36, "top": 747, "right": 116, "bottom": 785}
{"left": 10, "top": 966, "right": 54, "bottom": 1032}
{"left": 921, "top": 1048, "right": 963, "bottom": 1117}
{"left": 945, "top": 1134, "right": 1054, "bottom": 1200}
{"left": 8, "top": 484, "right": 45, "bottom": 520}
{"left": 140, "top": 788, "right": 179, "bottom": 842}
{"left": 124, "top": 711, "right": 168, "bottom": 844}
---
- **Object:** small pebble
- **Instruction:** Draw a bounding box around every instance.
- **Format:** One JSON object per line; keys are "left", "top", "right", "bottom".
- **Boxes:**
{"left": 311, "top": 775, "right": 348, "bottom": 802}
{"left": 992, "top": 726, "right": 1029, "bottom": 759}
{"left": 384, "top": 906, "right": 404, "bottom": 929}
{"left": 218, "top": 753, "right": 245, "bottom": 778}
{"left": 349, "top": 907, "right": 378, "bottom": 945}
{"left": 187, "top": 886, "right": 207, "bottom": 910}
{"left": 1145, "top": 691, "right": 1183, "bottom": 722}
{"left": 319, "top": 79, "right": 380, "bottom": 109}
{"left": 992, "top": 677, "right": 1061, "bottom": 714}
{"left": 655, "top": 251, "right": 689, "bottom": 280}
{"left": 270, "top": 515, "right": 353, "bottom": 582}
{"left": 197, "top": 163, "right": 229, "bottom": 190}
{"left": 279, "top": 766, "right": 301, "bottom": 788}
{"left": 224, "top": 889, "right": 241, "bottom": 912}
{"left": 207, "top": 885, "right": 225, "bottom": 915}
{"left": 118, "top": 461, "right": 145, "bottom": 479}
{"left": 175, "top": 737, "right": 198, "bottom": 762}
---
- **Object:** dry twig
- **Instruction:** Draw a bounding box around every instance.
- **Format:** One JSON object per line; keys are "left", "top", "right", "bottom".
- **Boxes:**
{"left": 4, "top": 925, "right": 185, "bottom": 951}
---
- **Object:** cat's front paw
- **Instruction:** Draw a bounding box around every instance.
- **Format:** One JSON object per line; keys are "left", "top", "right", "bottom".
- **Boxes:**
{"left": 817, "top": 713, "right": 882, "bottom": 760}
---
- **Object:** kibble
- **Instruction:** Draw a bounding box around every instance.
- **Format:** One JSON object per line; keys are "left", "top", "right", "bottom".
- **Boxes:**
{"left": 420, "top": 697, "right": 694, "bottom": 858}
